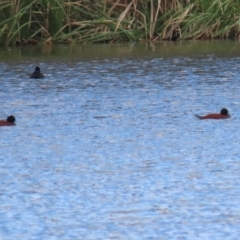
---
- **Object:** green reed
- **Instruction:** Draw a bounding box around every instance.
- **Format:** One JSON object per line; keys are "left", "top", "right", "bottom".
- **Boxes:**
{"left": 0, "top": 0, "right": 240, "bottom": 46}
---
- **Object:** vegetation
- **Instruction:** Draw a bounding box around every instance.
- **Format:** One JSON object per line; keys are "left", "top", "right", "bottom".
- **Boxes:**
{"left": 0, "top": 0, "right": 240, "bottom": 46}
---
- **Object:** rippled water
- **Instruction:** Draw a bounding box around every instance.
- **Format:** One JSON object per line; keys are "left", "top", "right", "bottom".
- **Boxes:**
{"left": 1, "top": 42, "right": 240, "bottom": 239}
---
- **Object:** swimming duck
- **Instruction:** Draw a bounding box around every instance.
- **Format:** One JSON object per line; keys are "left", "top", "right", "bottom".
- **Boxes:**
{"left": 0, "top": 115, "right": 16, "bottom": 126}
{"left": 195, "top": 108, "right": 230, "bottom": 120}
{"left": 30, "top": 66, "right": 45, "bottom": 78}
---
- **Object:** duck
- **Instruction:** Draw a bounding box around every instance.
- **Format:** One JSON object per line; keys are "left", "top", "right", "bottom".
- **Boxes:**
{"left": 30, "top": 66, "right": 45, "bottom": 78}
{"left": 0, "top": 115, "right": 16, "bottom": 126}
{"left": 195, "top": 108, "right": 230, "bottom": 120}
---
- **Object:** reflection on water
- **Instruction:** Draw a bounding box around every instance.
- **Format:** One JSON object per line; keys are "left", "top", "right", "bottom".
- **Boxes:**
{"left": 1, "top": 42, "right": 240, "bottom": 239}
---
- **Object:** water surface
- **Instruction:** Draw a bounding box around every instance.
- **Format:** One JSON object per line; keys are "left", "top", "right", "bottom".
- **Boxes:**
{"left": 1, "top": 41, "right": 240, "bottom": 240}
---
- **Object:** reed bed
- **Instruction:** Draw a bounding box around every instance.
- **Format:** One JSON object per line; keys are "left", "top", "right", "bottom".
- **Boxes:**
{"left": 0, "top": 0, "right": 240, "bottom": 46}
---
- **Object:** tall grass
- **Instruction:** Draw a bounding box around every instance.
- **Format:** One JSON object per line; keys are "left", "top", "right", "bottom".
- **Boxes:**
{"left": 0, "top": 0, "right": 240, "bottom": 46}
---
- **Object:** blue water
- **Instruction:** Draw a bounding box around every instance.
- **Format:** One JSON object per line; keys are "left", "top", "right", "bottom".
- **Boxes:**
{"left": 1, "top": 43, "right": 240, "bottom": 240}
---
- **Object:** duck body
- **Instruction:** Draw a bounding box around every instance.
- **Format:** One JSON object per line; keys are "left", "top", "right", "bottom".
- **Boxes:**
{"left": 195, "top": 108, "right": 230, "bottom": 120}
{"left": 195, "top": 113, "right": 230, "bottom": 120}
{"left": 30, "top": 66, "right": 44, "bottom": 79}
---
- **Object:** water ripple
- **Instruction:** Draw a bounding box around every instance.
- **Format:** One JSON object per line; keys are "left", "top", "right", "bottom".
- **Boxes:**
{"left": 1, "top": 45, "right": 240, "bottom": 239}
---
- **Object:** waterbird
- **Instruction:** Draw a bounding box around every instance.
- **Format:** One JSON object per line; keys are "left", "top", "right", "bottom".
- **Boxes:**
{"left": 195, "top": 108, "right": 230, "bottom": 120}
{"left": 0, "top": 115, "right": 16, "bottom": 126}
{"left": 30, "top": 66, "right": 45, "bottom": 78}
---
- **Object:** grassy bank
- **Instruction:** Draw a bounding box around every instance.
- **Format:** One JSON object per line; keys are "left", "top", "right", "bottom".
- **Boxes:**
{"left": 0, "top": 0, "right": 240, "bottom": 46}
